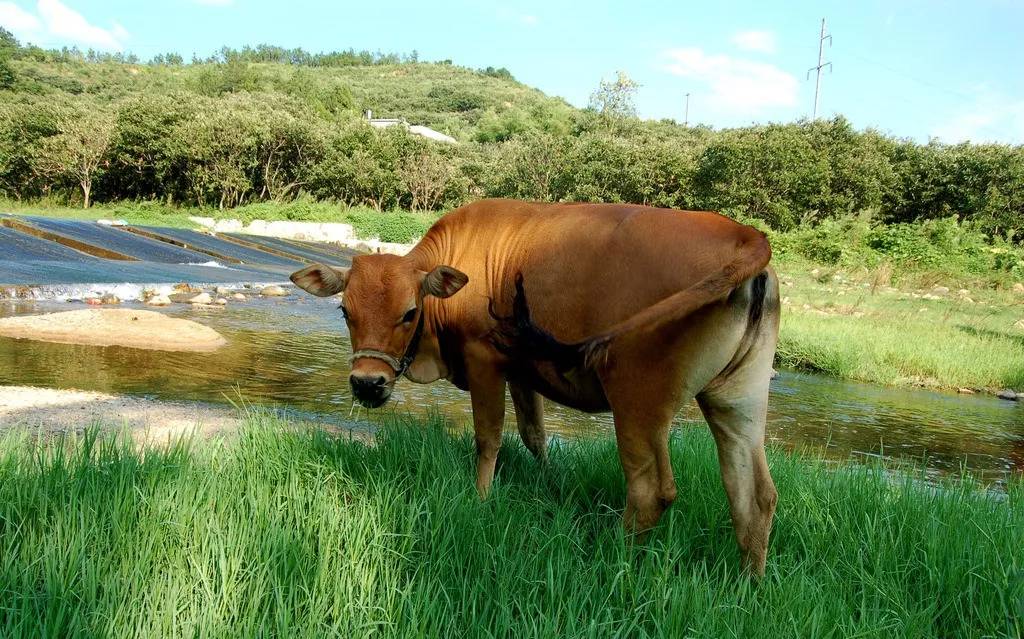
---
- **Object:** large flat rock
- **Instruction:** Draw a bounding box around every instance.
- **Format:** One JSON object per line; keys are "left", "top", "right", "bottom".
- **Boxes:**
{"left": 0, "top": 308, "right": 226, "bottom": 352}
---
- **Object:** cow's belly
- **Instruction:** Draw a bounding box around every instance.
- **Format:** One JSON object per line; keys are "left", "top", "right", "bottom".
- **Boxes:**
{"left": 510, "top": 362, "right": 610, "bottom": 413}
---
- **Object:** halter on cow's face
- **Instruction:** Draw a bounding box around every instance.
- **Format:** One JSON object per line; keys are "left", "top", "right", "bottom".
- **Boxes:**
{"left": 290, "top": 254, "right": 468, "bottom": 408}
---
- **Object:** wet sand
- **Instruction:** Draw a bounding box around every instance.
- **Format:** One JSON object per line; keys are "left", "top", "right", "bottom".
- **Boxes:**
{"left": 0, "top": 384, "right": 371, "bottom": 445}
{"left": 0, "top": 384, "right": 240, "bottom": 441}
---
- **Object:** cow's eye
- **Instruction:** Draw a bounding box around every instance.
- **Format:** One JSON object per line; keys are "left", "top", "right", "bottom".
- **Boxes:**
{"left": 401, "top": 308, "right": 417, "bottom": 324}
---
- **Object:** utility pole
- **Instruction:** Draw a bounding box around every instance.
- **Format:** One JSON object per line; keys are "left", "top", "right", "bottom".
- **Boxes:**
{"left": 684, "top": 92, "right": 690, "bottom": 126}
{"left": 806, "top": 17, "right": 832, "bottom": 119}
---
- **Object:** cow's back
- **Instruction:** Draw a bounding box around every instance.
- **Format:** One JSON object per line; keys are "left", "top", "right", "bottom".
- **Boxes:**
{"left": 423, "top": 199, "right": 765, "bottom": 344}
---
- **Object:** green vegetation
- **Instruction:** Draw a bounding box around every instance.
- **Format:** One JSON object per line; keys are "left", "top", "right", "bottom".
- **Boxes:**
{"left": 1, "top": 35, "right": 1022, "bottom": 240}
{"left": 0, "top": 413, "right": 1020, "bottom": 637}
{"left": 775, "top": 264, "right": 1024, "bottom": 391}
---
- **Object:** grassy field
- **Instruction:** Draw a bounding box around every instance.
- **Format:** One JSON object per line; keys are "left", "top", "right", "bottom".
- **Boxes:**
{"left": 0, "top": 412, "right": 1020, "bottom": 638}
{"left": 774, "top": 263, "right": 1024, "bottom": 392}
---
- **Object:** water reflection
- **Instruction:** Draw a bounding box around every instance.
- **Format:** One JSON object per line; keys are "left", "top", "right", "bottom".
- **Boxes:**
{"left": 1, "top": 297, "right": 1021, "bottom": 484}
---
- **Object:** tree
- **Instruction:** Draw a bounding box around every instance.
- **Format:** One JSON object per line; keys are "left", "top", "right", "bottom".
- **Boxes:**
{"left": 588, "top": 71, "right": 640, "bottom": 119}
{"left": 34, "top": 108, "right": 115, "bottom": 208}
{"left": 0, "top": 27, "right": 17, "bottom": 89}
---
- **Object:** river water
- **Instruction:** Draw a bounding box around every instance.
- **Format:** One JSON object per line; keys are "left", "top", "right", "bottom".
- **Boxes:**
{"left": 1, "top": 295, "right": 1022, "bottom": 485}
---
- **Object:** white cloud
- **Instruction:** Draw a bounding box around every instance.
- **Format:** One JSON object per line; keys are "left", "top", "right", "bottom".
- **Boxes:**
{"left": 0, "top": 1, "right": 127, "bottom": 50}
{"left": 496, "top": 7, "right": 538, "bottom": 27}
{"left": 932, "top": 91, "right": 1024, "bottom": 144}
{"left": 661, "top": 47, "right": 799, "bottom": 115}
{"left": 37, "top": 0, "right": 126, "bottom": 50}
{"left": 730, "top": 30, "right": 777, "bottom": 54}
{"left": 0, "top": 2, "right": 42, "bottom": 38}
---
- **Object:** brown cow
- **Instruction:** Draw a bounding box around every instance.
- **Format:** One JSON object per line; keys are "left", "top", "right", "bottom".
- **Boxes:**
{"left": 291, "top": 199, "right": 780, "bottom": 575}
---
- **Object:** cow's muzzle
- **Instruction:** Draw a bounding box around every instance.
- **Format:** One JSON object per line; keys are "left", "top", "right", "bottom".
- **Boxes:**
{"left": 349, "top": 372, "right": 393, "bottom": 408}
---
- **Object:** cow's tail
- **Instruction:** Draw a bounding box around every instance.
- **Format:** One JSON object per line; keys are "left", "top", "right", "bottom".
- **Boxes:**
{"left": 489, "top": 229, "right": 773, "bottom": 370}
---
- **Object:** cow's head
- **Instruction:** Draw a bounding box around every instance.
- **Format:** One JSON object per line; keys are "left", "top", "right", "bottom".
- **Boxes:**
{"left": 290, "top": 254, "right": 468, "bottom": 407}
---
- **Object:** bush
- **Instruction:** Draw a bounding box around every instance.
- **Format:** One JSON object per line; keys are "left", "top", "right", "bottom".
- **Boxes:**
{"left": 344, "top": 208, "right": 437, "bottom": 243}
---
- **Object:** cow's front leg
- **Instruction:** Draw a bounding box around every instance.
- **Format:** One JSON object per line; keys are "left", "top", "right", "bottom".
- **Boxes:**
{"left": 466, "top": 353, "right": 506, "bottom": 498}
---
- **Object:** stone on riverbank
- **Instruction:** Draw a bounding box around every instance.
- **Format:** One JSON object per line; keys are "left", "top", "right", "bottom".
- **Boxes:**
{"left": 146, "top": 294, "right": 171, "bottom": 307}
{"left": 261, "top": 285, "right": 288, "bottom": 297}
{"left": 0, "top": 309, "right": 226, "bottom": 352}
{"left": 996, "top": 389, "right": 1018, "bottom": 401}
{"left": 231, "top": 293, "right": 246, "bottom": 301}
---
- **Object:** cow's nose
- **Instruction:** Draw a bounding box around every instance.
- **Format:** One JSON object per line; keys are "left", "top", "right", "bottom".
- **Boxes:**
{"left": 350, "top": 373, "right": 388, "bottom": 392}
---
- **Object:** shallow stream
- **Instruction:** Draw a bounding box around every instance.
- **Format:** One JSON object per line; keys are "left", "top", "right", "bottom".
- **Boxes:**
{"left": 2, "top": 296, "right": 1021, "bottom": 485}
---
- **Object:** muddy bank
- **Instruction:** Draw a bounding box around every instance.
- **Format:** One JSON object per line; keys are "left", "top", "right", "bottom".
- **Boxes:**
{"left": 0, "top": 308, "right": 226, "bottom": 352}
{"left": 0, "top": 385, "right": 371, "bottom": 444}
{"left": 0, "top": 384, "right": 240, "bottom": 441}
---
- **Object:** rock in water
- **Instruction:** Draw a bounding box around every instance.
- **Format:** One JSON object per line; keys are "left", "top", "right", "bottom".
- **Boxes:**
{"left": 215, "top": 286, "right": 231, "bottom": 295}
{"left": 997, "top": 389, "right": 1018, "bottom": 401}
{"left": 0, "top": 309, "right": 226, "bottom": 352}
{"left": 188, "top": 292, "right": 212, "bottom": 305}
{"left": 215, "top": 298, "right": 228, "bottom": 305}
{"left": 231, "top": 293, "right": 246, "bottom": 301}
{"left": 146, "top": 294, "right": 171, "bottom": 307}
{"left": 261, "top": 285, "right": 288, "bottom": 297}
{"left": 957, "top": 388, "right": 975, "bottom": 395}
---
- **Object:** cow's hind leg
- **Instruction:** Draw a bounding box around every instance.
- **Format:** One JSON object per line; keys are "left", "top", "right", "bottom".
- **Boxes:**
{"left": 603, "top": 372, "right": 681, "bottom": 535}
{"left": 696, "top": 345, "right": 778, "bottom": 576}
{"left": 510, "top": 382, "right": 547, "bottom": 462}
{"left": 613, "top": 407, "right": 677, "bottom": 535}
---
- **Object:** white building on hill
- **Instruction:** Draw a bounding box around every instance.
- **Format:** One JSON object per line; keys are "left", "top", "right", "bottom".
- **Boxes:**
{"left": 365, "top": 110, "right": 457, "bottom": 144}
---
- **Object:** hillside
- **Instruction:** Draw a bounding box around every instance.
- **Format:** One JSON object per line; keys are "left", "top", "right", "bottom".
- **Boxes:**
{"left": 8, "top": 53, "right": 576, "bottom": 142}
{"left": 1, "top": 36, "right": 1023, "bottom": 248}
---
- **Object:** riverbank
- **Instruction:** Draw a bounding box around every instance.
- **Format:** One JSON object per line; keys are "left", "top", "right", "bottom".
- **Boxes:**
{"left": 0, "top": 384, "right": 240, "bottom": 441}
{"left": 776, "top": 264, "right": 1024, "bottom": 394}
{"left": 0, "top": 411, "right": 1019, "bottom": 637}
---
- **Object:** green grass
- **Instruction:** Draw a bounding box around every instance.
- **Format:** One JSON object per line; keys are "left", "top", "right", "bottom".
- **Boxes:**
{"left": 775, "top": 263, "right": 1024, "bottom": 391}
{"left": 0, "top": 412, "right": 1020, "bottom": 638}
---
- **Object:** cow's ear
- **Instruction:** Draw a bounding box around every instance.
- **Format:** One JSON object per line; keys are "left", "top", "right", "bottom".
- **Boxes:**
{"left": 422, "top": 265, "right": 468, "bottom": 298}
{"left": 290, "top": 263, "right": 349, "bottom": 297}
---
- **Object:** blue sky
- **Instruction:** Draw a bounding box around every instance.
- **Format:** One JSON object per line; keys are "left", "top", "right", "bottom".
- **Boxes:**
{"left": 2, "top": 0, "right": 1023, "bottom": 144}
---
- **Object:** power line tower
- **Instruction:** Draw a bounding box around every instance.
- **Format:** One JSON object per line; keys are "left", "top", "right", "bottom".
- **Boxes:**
{"left": 806, "top": 17, "right": 832, "bottom": 119}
